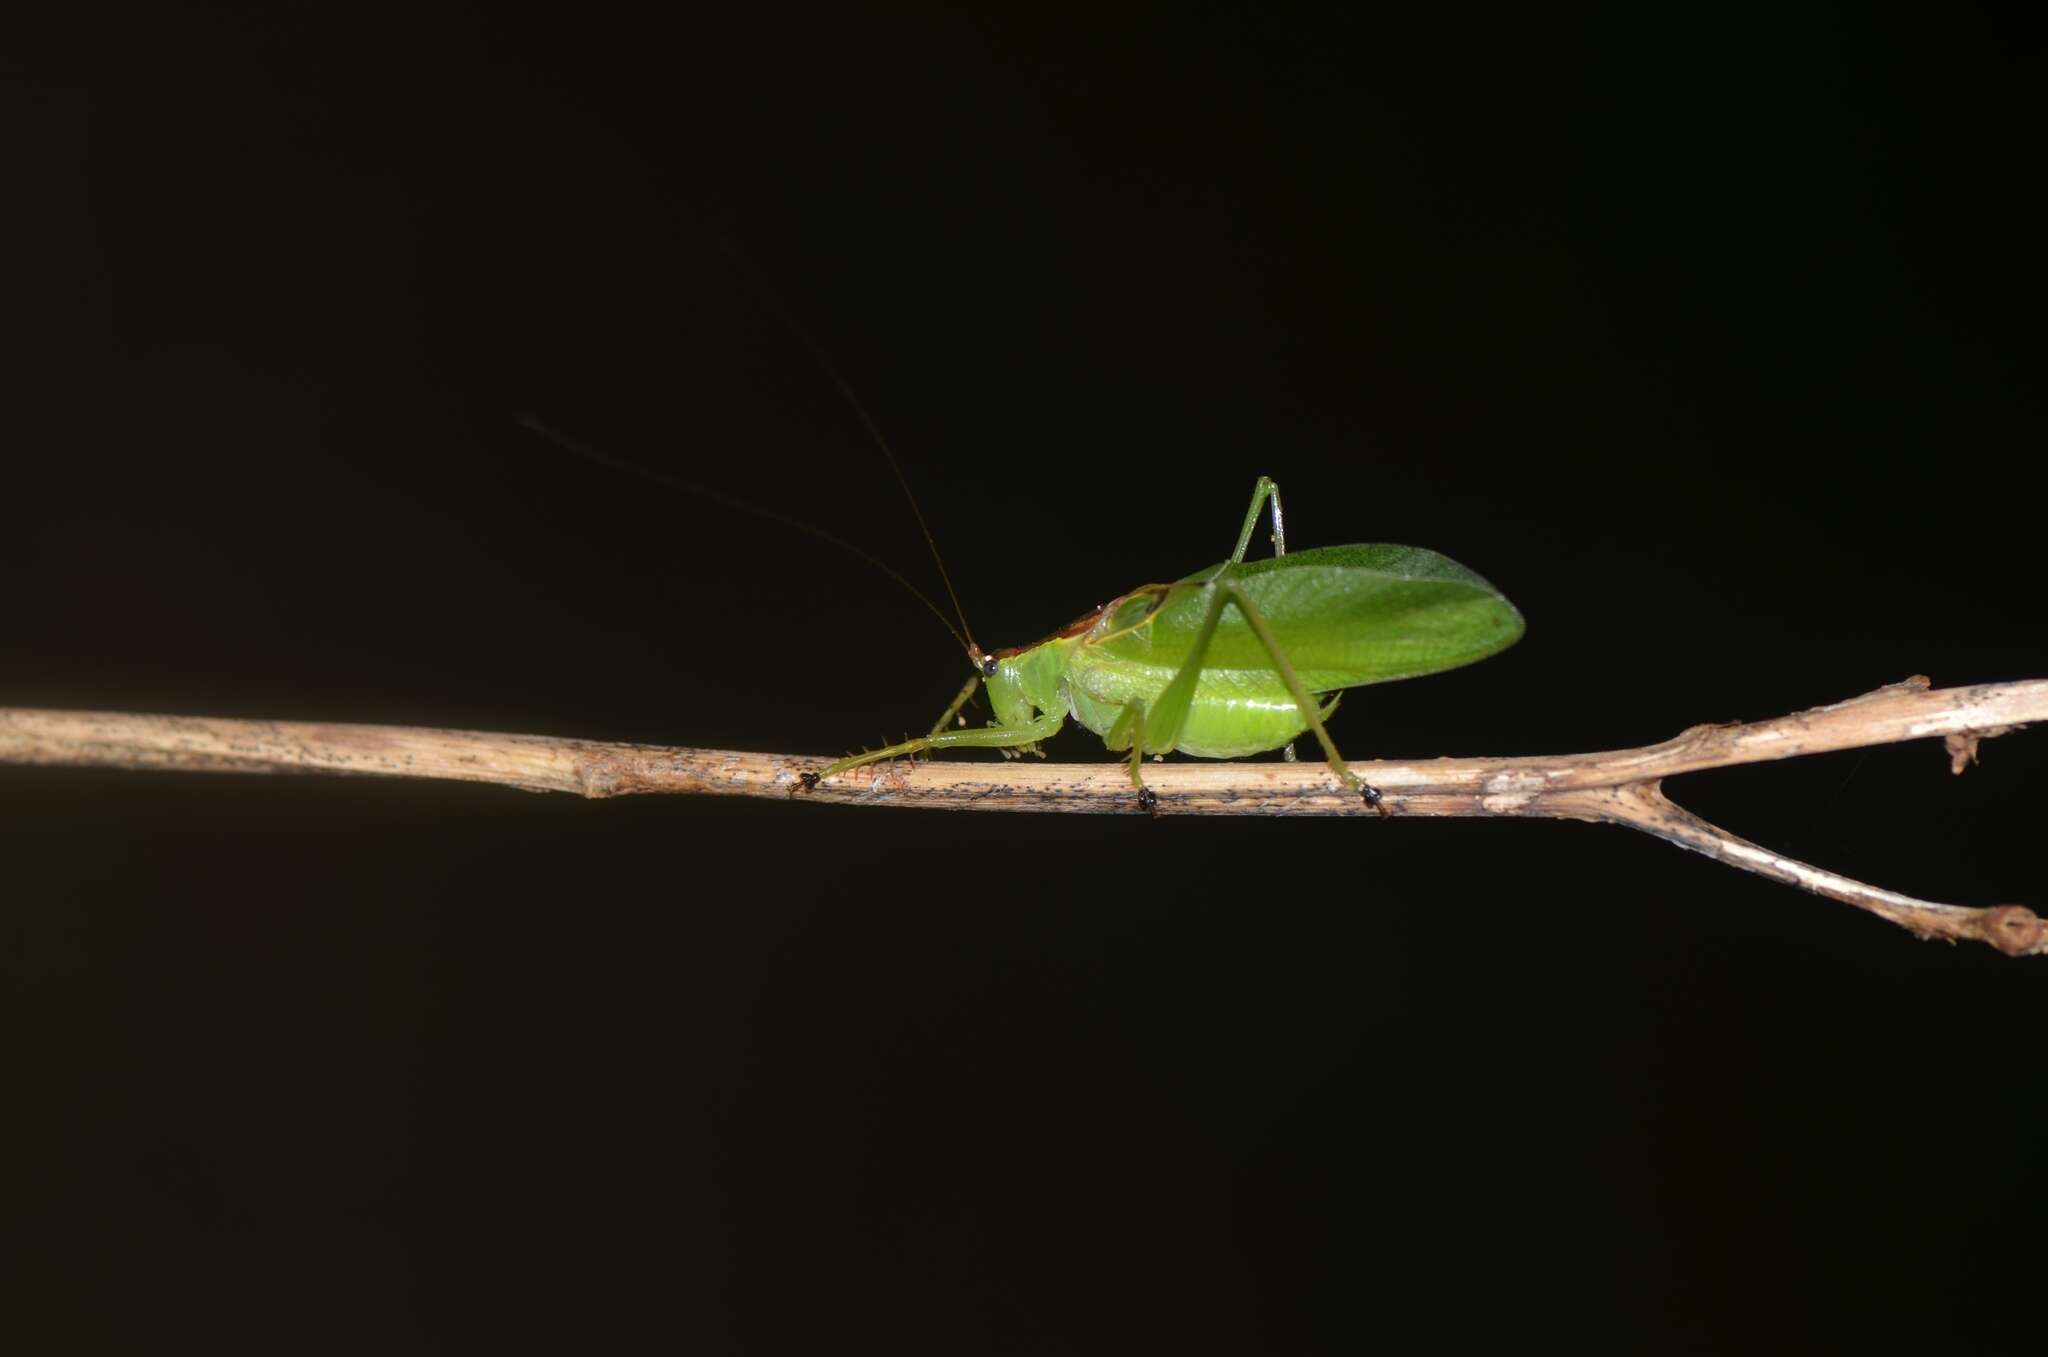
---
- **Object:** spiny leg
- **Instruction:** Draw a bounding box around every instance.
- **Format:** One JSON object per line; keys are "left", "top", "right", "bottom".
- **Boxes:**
{"left": 794, "top": 673, "right": 1005, "bottom": 792}
{"left": 808, "top": 709, "right": 1066, "bottom": 785}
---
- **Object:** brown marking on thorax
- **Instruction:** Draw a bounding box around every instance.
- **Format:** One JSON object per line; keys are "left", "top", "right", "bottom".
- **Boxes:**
{"left": 990, "top": 600, "right": 1112, "bottom": 658}
{"left": 991, "top": 584, "right": 1176, "bottom": 658}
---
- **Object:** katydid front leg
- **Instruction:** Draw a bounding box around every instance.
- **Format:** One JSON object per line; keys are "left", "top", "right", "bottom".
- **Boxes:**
{"left": 926, "top": 671, "right": 982, "bottom": 740}
{"left": 803, "top": 708, "right": 1068, "bottom": 789}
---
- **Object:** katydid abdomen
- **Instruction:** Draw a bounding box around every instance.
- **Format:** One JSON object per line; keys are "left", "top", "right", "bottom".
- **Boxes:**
{"left": 1066, "top": 669, "right": 1326, "bottom": 760}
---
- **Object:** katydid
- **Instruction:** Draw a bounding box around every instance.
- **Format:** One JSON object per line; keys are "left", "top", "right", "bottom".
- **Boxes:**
{"left": 806, "top": 475, "right": 1524, "bottom": 812}
{"left": 518, "top": 370, "right": 1521, "bottom": 812}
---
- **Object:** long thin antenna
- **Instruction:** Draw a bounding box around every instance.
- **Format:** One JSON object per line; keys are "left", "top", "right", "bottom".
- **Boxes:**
{"left": 713, "top": 240, "right": 982, "bottom": 662}
{"left": 512, "top": 415, "right": 975, "bottom": 657}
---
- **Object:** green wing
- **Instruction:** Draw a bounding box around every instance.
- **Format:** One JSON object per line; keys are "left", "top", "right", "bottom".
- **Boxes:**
{"left": 1092, "top": 543, "right": 1524, "bottom": 692}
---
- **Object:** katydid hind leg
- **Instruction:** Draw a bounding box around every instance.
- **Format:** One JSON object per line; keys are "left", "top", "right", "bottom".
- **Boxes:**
{"left": 1120, "top": 576, "right": 1380, "bottom": 813}
{"left": 1154, "top": 479, "right": 1313, "bottom": 754}
{"left": 1225, "top": 475, "right": 1288, "bottom": 567}
{"left": 1214, "top": 579, "right": 1389, "bottom": 815}
{"left": 1140, "top": 568, "right": 1333, "bottom": 761}
{"left": 1268, "top": 481, "right": 1297, "bottom": 762}
{"left": 1219, "top": 482, "right": 1312, "bottom": 782}
{"left": 1133, "top": 568, "right": 1243, "bottom": 766}
{"left": 1227, "top": 475, "right": 1298, "bottom": 758}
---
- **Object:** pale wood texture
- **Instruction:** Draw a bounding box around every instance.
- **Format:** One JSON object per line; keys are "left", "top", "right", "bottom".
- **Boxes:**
{"left": 4, "top": 676, "right": 2041, "bottom": 954}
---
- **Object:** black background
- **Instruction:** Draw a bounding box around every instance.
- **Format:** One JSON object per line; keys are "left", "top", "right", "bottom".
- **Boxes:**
{"left": 7, "top": 6, "right": 2045, "bottom": 1351}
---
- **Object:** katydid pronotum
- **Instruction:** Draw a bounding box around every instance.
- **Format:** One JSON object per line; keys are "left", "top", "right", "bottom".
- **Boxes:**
{"left": 802, "top": 474, "right": 1525, "bottom": 812}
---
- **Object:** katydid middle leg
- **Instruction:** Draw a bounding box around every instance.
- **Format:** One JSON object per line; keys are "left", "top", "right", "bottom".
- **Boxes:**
{"left": 1123, "top": 701, "right": 1158, "bottom": 812}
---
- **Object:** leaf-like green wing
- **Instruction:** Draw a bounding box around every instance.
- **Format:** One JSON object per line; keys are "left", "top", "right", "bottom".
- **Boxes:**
{"left": 1091, "top": 543, "right": 1524, "bottom": 691}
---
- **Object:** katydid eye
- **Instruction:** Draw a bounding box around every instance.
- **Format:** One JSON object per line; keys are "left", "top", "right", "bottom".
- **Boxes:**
{"left": 981, "top": 656, "right": 998, "bottom": 676}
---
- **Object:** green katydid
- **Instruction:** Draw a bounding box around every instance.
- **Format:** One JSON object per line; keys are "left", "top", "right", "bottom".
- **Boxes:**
{"left": 804, "top": 475, "right": 1524, "bottom": 812}
{"left": 519, "top": 372, "right": 1521, "bottom": 813}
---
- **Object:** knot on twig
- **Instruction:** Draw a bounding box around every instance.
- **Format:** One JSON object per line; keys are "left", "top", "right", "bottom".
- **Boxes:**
{"left": 1975, "top": 904, "right": 2042, "bottom": 957}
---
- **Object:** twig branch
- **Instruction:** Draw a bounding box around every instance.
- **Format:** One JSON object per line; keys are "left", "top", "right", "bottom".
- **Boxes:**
{"left": 3, "top": 676, "right": 2040, "bottom": 954}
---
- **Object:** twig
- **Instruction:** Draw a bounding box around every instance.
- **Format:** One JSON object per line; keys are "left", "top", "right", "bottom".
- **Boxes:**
{"left": 2, "top": 676, "right": 2041, "bottom": 954}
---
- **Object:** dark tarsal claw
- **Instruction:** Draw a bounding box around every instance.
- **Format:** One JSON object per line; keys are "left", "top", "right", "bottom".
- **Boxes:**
{"left": 1136, "top": 786, "right": 1159, "bottom": 813}
{"left": 796, "top": 770, "right": 820, "bottom": 793}
{"left": 1360, "top": 784, "right": 1389, "bottom": 818}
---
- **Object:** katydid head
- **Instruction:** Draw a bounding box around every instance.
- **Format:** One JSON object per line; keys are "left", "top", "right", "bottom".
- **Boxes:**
{"left": 982, "top": 640, "right": 1070, "bottom": 726}
{"left": 981, "top": 657, "right": 1033, "bottom": 727}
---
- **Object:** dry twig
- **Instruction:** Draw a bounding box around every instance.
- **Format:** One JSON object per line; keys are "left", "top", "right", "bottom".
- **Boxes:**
{"left": 3, "top": 676, "right": 2040, "bottom": 955}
